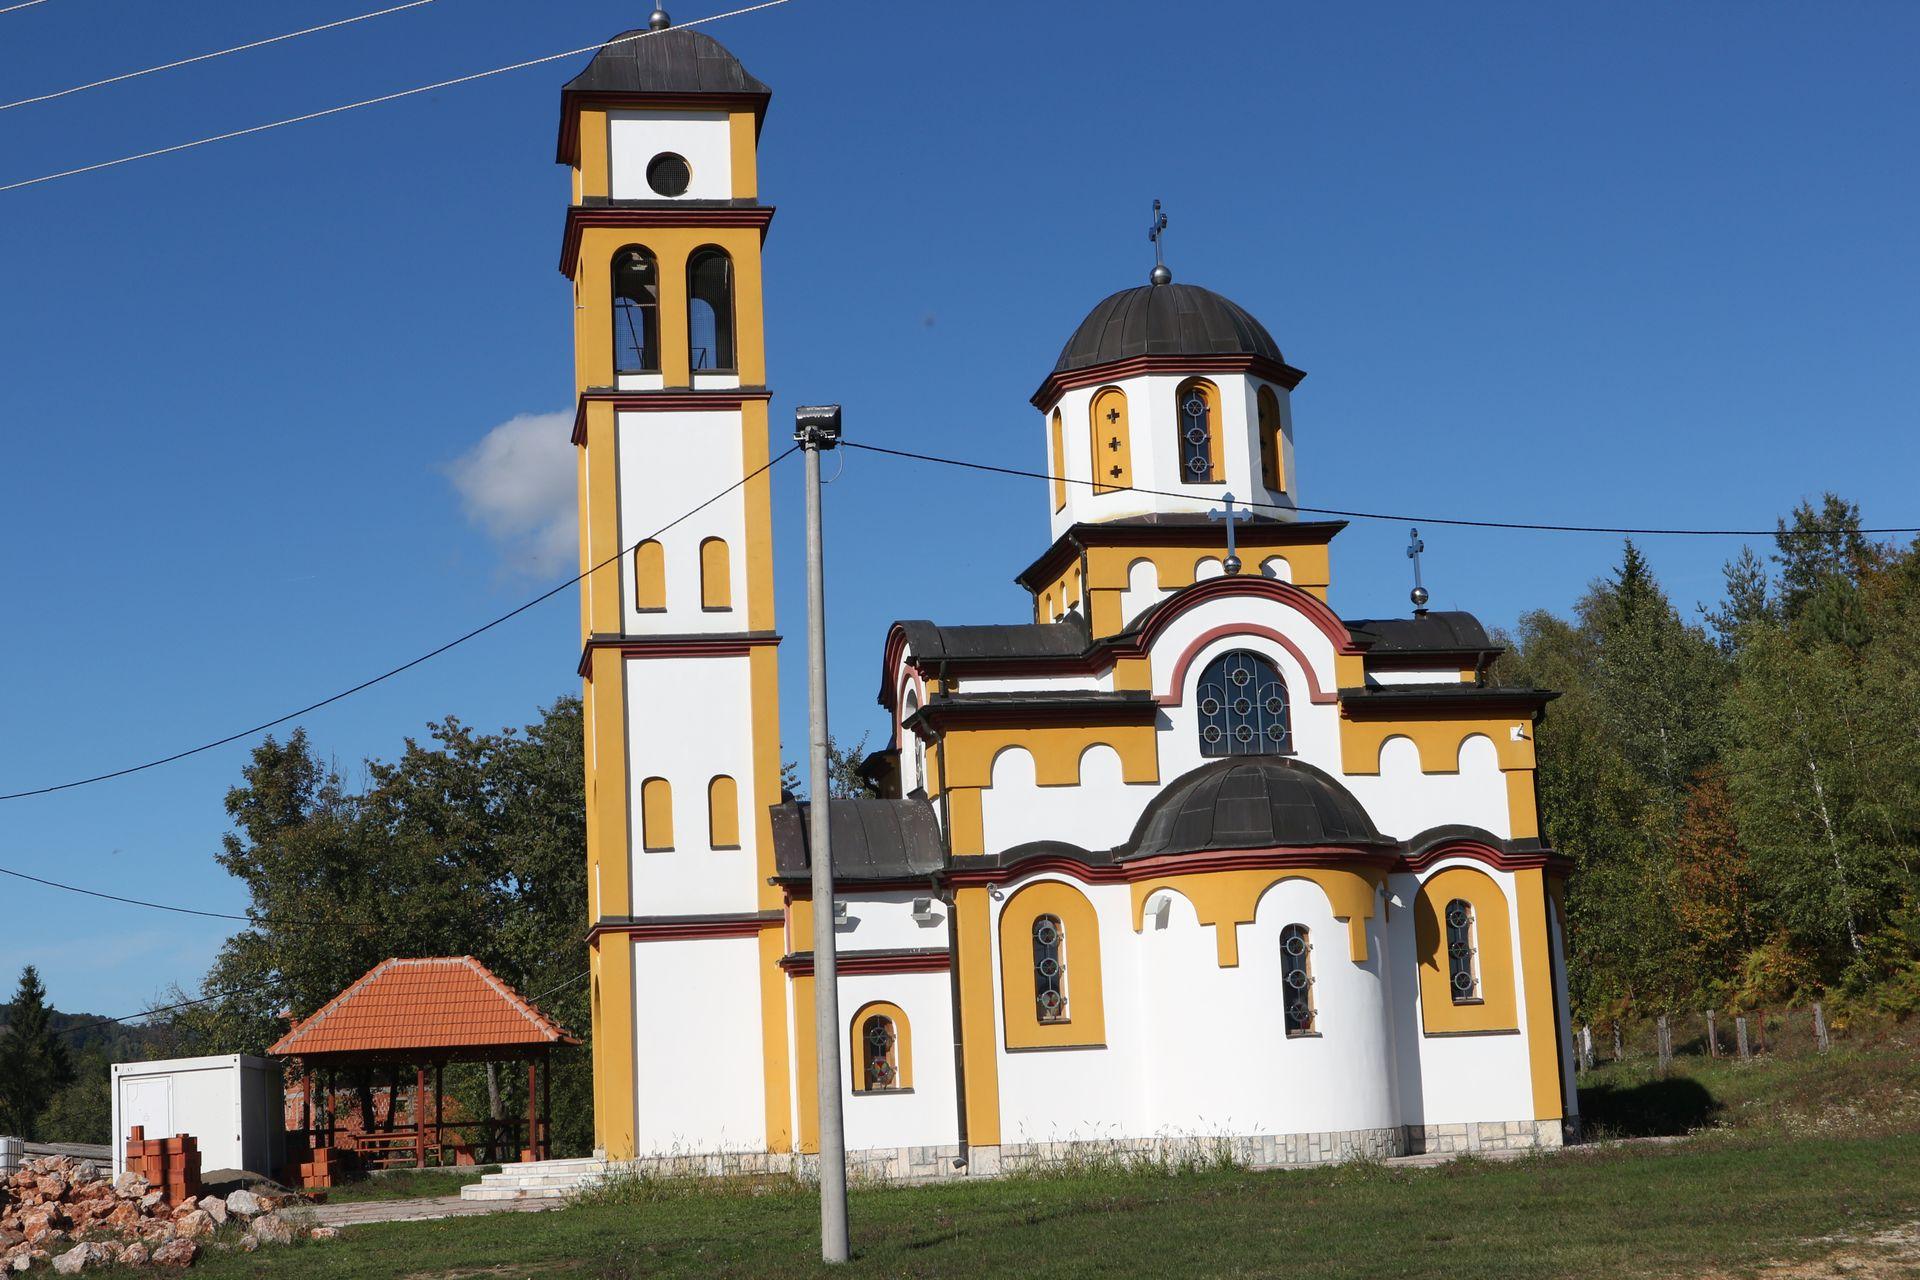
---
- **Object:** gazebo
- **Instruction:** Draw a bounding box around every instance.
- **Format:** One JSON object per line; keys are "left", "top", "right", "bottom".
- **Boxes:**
{"left": 269, "top": 956, "right": 580, "bottom": 1175}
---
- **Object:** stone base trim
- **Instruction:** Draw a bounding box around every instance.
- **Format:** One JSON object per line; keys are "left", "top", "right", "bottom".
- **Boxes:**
{"left": 605, "top": 1118, "right": 1563, "bottom": 1186}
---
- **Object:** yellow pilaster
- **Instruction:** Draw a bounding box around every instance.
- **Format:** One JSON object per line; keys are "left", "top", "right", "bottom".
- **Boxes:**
{"left": 590, "top": 932, "right": 636, "bottom": 1158}
{"left": 1513, "top": 868, "right": 1565, "bottom": 1122}
{"left": 953, "top": 887, "right": 1002, "bottom": 1145}
{"left": 727, "top": 111, "right": 758, "bottom": 200}
{"left": 758, "top": 924, "right": 793, "bottom": 1153}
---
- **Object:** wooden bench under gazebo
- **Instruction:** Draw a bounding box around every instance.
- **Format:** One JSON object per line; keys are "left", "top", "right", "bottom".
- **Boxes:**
{"left": 269, "top": 956, "right": 580, "bottom": 1185}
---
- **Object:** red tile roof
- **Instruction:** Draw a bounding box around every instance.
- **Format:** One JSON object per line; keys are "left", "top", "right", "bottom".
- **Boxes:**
{"left": 268, "top": 957, "right": 581, "bottom": 1060}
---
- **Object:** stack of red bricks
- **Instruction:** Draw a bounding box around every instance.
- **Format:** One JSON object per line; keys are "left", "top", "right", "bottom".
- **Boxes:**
{"left": 277, "top": 1140, "right": 351, "bottom": 1191}
{"left": 122, "top": 1129, "right": 201, "bottom": 1206}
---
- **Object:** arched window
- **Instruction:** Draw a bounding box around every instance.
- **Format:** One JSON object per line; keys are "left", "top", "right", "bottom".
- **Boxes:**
{"left": 1089, "top": 386, "right": 1132, "bottom": 495}
{"left": 687, "top": 247, "right": 735, "bottom": 372}
{"left": 1196, "top": 650, "right": 1291, "bottom": 757}
{"left": 1446, "top": 899, "right": 1480, "bottom": 1004}
{"left": 633, "top": 539, "right": 666, "bottom": 611}
{"left": 1280, "top": 924, "right": 1315, "bottom": 1036}
{"left": 707, "top": 775, "right": 739, "bottom": 849}
{"left": 612, "top": 246, "right": 660, "bottom": 374}
{"left": 850, "top": 1002, "right": 912, "bottom": 1092}
{"left": 1033, "top": 914, "right": 1068, "bottom": 1023}
{"left": 1257, "top": 385, "right": 1285, "bottom": 493}
{"left": 902, "top": 691, "right": 925, "bottom": 795}
{"left": 641, "top": 777, "right": 674, "bottom": 852}
{"left": 700, "top": 537, "right": 731, "bottom": 610}
{"left": 1174, "top": 378, "right": 1220, "bottom": 484}
{"left": 1049, "top": 409, "right": 1066, "bottom": 512}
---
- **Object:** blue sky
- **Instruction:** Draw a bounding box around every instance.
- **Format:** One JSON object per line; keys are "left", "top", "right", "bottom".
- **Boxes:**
{"left": 2, "top": 0, "right": 1916, "bottom": 1019}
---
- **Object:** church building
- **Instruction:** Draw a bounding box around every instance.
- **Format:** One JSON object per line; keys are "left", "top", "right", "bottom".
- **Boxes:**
{"left": 562, "top": 17, "right": 1576, "bottom": 1178}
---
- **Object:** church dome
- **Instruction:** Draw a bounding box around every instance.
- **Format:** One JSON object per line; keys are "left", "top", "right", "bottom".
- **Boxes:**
{"left": 1053, "top": 283, "right": 1285, "bottom": 376}
{"left": 1122, "top": 757, "right": 1389, "bottom": 859}
{"left": 563, "top": 26, "right": 770, "bottom": 97}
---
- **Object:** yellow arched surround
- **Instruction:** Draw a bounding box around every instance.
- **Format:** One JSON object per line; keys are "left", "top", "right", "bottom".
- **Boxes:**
{"left": 1128, "top": 867, "right": 1380, "bottom": 967}
{"left": 850, "top": 1000, "right": 913, "bottom": 1092}
{"left": 707, "top": 775, "right": 739, "bottom": 849}
{"left": 633, "top": 539, "right": 666, "bottom": 612}
{"left": 640, "top": 777, "right": 673, "bottom": 852}
{"left": 1414, "top": 866, "right": 1518, "bottom": 1034}
{"left": 1089, "top": 386, "right": 1133, "bottom": 494}
{"left": 700, "top": 537, "right": 732, "bottom": 610}
{"left": 1173, "top": 377, "right": 1225, "bottom": 485}
{"left": 1049, "top": 409, "right": 1066, "bottom": 511}
{"left": 1257, "top": 384, "right": 1285, "bottom": 493}
{"left": 999, "top": 881, "right": 1106, "bottom": 1049}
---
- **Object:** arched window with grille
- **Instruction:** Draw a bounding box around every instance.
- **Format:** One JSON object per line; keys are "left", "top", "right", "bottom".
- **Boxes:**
{"left": 1196, "top": 650, "right": 1291, "bottom": 757}
{"left": 612, "top": 246, "right": 660, "bottom": 374}
{"left": 850, "top": 1002, "right": 912, "bottom": 1093}
{"left": 1174, "top": 378, "right": 1220, "bottom": 484}
{"left": 1257, "top": 385, "right": 1285, "bottom": 493}
{"left": 687, "top": 247, "right": 735, "bottom": 372}
{"left": 1446, "top": 898, "right": 1481, "bottom": 1004}
{"left": 1280, "top": 924, "right": 1315, "bottom": 1036}
{"left": 1033, "top": 914, "right": 1068, "bottom": 1023}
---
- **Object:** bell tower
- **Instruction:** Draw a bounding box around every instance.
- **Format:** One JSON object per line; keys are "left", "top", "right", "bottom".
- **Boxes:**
{"left": 561, "top": 14, "right": 791, "bottom": 1160}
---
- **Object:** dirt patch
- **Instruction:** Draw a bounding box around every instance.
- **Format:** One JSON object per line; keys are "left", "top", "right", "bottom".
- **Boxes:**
{"left": 1687, "top": 1218, "right": 1920, "bottom": 1279}
{"left": 402, "top": 1264, "right": 573, "bottom": 1280}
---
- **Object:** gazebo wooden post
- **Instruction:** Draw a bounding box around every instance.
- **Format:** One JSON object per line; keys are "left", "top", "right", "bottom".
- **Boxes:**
{"left": 414, "top": 1065, "right": 428, "bottom": 1168}
{"left": 525, "top": 1059, "right": 539, "bottom": 1163}
{"left": 433, "top": 1062, "right": 444, "bottom": 1166}
{"left": 540, "top": 1052, "right": 551, "bottom": 1161}
{"left": 300, "top": 1061, "right": 312, "bottom": 1147}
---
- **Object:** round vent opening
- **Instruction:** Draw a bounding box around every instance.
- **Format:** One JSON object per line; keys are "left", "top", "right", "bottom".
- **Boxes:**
{"left": 646, "top": 152, "right": 691, "bottom": 197}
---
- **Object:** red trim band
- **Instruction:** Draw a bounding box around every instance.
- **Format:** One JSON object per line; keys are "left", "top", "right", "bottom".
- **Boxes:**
{"left": 778, "top": 948, "right": 951, "bottom": 978}
{"left": 590, "top": 911, "right": 782, "bottom": 943}
{"left": 1031, "top": 353, "right": 1307, "bottom": 411}
{"left": 572, "top": 390, "right": 772, "bottom": 443}
{"left": 559, "top": 204, "right": 776, "bottom": 278}
{"left": 1158, "top": 623, "right": 1340, "bottom": 706}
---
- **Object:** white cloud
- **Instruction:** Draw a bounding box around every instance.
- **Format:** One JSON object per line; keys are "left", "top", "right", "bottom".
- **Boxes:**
{"left": 446, "top": 410, "right": 576, "bottom": 576}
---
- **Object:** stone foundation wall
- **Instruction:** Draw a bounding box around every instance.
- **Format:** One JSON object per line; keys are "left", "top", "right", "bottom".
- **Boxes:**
{"left": 605, "top": 1117, "right": 1566, "bottom": 1186}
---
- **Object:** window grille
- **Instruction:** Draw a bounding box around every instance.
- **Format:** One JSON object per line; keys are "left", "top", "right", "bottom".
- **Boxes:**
{"left": 1033, "top": 914, "right": 1068, "bottom": 1023}
{"left": 613, "top": 247, "right": 660, "bottom": 374}
{"left": 1446, "top": 899, "right": 1480, "bottom": 1003}
{"left": 1178, "top": 383, "right": 1214, "bottom": 483}
{"left": 860, "top": 1015, "right": 899, "bottom": 1091}
{"left": 1196, "top": 650, "right": 1291, "bottom": 757}
{"left": 1280, "top": 924, "right": 1315, "bottom": 1036}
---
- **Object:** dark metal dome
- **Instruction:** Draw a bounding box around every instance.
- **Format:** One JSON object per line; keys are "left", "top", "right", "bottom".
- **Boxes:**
{"left": 1123, "top": 757, "right": 1389, "bottom": 859}
{"left": 563, "top": 26, "right": 770, "bottom": 98}
{"left": 1053, "top": 283, "right": 1285, "bottom": 375}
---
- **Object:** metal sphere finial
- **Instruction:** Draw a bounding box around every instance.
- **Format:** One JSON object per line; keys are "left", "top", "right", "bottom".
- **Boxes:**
{"left": 648, "top": 6, "right": 671, "bottom": 30}
{"left": 1149, "top": 263, "right": 1173, "bottom": 286}
{"left": 1411, "top": 585, "right": 1430, "bottom": 611}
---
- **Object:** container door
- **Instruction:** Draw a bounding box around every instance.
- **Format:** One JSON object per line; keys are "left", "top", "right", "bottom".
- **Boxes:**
{"left": 123, "top": 1075, "right": 172, "bottom": 1142}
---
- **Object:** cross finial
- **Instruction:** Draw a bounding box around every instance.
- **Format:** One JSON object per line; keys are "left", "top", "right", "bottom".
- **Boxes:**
{"left": 1208, "top": 492, "right": 1244, "bottom": 575}
{"left": 1407, "top": 527, "right": 1429, "bottom": 615}
{"left": 1148, "top": 199, "right": 1171, "bottom": 286}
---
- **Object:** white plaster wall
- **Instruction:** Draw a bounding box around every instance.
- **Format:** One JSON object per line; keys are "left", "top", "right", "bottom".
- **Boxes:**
{"left": 993, "top": 880, "right": 1151, "bottom": 1144}
{"left": 980, "top": 745, "right": 1161, "bottom": 855}
{"left": 1147, "top": 593, "right": 1344, "bottom": 783}
{"left": 838, "top": 971, "right": 960, "bottom": 1151}
{"left": 1257, "top": 556, "right": 1292, "bottom": 582}
{"left": 608, "top": 110, "right": 732, "bottom": 200}
{"left": 617, "top": 409, "right": 747, "bottom": 634}
{"left": 1116, "top": 557, "right": 1174, "bottom": 630}
{"left": 961, "top": 673, "right": 1107, "bottom": 694}
{"left": 1344, "top": 735, "right": 1512, "bottom": 841}
{"left": 632, "top": 936, "right": 766, "bottom": 1154}
{"left": 1367, "top": 668, "right": 1466, "bottom": 687}
{"left": 1385, "top": 863, "right": 1536, "bottom": 1126}
{"left": 624, "top": 653, "right": 760, "bottom": 915}
{"left": 836, "top": 890, "right": 950, "bottom": 953}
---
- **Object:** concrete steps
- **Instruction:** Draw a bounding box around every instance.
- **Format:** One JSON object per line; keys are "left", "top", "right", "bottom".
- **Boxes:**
{"left": 458, "top": 1157, "right": 610, "bottom": 1202}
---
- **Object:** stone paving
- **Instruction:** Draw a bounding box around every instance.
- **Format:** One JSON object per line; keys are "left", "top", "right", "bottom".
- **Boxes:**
{"left": 311, "top": 1195, "right": 562, "bottom": 1228}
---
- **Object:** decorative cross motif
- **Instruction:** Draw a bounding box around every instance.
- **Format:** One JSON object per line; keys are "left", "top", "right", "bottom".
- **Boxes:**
{"left": 1407, "top": 527, "right": 1430, "bottom": 614}
{"left": 1148, "top": 199, "right": 1171, "bottom": 284}
{"left": 1106, "top": 407, "right": 1121, "bottom": 424}
{"left": 1208, "top": 492, "right": 1245, "bottom": 576}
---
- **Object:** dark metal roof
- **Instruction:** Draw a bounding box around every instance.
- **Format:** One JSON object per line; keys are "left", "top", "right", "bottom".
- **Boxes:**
{"left": 1345, "top": 612, "right": 1497, "bottom": 655}
{"left": 1121, "top": 757, "right": 1391, "bottom": 860}
{"left": 562, "top": 26, "right": 770, "bottom": 97}
{"left": 770, "top": 798, "right": 945, "bottom": 882}
{"left": 893, "top": 616, "right": 1090, "bottom": 665}
{"left": 1337, "top": 685, "right": 1556, "bottom": 711}
{"left": 1054, "top": 283, "right": 1285, "bottom": 375}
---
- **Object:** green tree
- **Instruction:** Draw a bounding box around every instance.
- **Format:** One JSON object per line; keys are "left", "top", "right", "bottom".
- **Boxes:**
{"left": 0, "top": 965, "right": 76, "bottom": 1140}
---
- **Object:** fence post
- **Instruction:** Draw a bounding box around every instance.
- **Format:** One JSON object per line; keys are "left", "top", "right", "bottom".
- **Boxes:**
{"left": 1656, "top": 1015, "right": 1673, "bottom": 1076}
{"left": 1813, "top": 1003, "right": 1831, "bottom": 1053}
{"left": 1756, "top": 1008, "right": 1768, "bottom": 1054}
{"left": 1706, "top": 1009, "right": 1719, "bottom": 1058}
{"left": 0, "top": 1135, "right": 22, "bottom": 1177}
{"left": 1580, "top": 1024, "right": 1595, "bottom": 1072}
{"left": 1735, "top": 1015, "right": 1751, "bottom": 1061}
{"left": 1612, "top": 1021, "right": 1624, "bottom": 1062}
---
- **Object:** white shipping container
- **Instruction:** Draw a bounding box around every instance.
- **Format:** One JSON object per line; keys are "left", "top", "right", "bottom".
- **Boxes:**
{"left": 111, "top": 1055, "right": 286, "bottom": 1178}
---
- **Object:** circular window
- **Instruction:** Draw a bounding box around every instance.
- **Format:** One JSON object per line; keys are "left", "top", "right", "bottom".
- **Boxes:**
{"left": 646, "top": 152, "right": 691, "bottom": 197}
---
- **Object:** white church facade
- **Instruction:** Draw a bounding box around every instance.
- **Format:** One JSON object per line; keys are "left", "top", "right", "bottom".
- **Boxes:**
{"left": 562, "top": 18, "right": 1577, "bottom": 1178}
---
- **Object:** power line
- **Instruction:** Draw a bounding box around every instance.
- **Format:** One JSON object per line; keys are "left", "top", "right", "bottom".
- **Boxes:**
{"left": 525, "top": 970, "right": 589, "bottom": 1007}
{"left": 0, "top": 0, "right": 796, "bottom": 193}
{"left": 0, "top": 445, "right": 799, "bottom": 801}
{"left": 53, "top": 986, "right": 282, "bottom": 1040}
{"left": 0, "top": 0, "right": 53, "bottom": 14}
{"left": 840, "top": 440, "right": 1920, "bottom": 539}
{"left": 0, "top": 0, "right": 441, "bottom": 114}
{"left": 0, "top": 863, "right": 249, "bottom": 920}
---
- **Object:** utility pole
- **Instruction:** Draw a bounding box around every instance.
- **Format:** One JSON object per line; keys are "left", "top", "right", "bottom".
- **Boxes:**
{"left": 795, "top": 404, "right": 849, "bottom": 1264}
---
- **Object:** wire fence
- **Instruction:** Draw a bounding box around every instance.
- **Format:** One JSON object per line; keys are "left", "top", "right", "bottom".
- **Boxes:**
{"left": 1574, "top": 1004, "right": 1837, "bottom": 1075}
